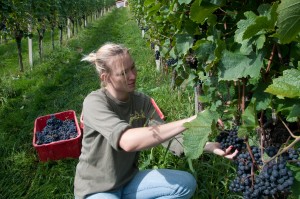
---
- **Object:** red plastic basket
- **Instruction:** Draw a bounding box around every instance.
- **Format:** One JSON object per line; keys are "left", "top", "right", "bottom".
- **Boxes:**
{"left": 33, "top": 110, "right": 82, "bottom": 162}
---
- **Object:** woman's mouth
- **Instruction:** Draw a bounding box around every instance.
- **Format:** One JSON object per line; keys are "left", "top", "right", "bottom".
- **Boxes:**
{"left": 128, "top": 82, "right": 136, "bottom": 87}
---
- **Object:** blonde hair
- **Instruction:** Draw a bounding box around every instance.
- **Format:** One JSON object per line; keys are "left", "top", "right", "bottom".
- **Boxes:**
{"left": 81, "top": 42, "right": 130, "bottom": 86}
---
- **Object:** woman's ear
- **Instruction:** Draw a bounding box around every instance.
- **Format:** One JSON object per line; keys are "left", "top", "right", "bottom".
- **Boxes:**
{"left": 100, "top": 73, "right": 106, "bottom": 82}
{"left": 100, "top": 73, "right": 111, "bottom": 83}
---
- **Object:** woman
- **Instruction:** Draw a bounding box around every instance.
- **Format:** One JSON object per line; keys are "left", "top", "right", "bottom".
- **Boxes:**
{"left": 74, "top": 43, "right": 237, "bottom": 199}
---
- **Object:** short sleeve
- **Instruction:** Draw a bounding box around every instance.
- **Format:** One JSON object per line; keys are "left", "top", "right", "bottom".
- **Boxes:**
{"left": 82, "top": 92, "right": 131, "bottom": 150}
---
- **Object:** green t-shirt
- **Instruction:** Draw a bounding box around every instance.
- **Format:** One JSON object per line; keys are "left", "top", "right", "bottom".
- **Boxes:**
{"left": 74, "top": 88, "right": 168, "bottom": 198}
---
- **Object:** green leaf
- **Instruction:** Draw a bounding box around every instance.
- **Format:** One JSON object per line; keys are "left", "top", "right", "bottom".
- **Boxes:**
{"left": 183, "top": 110, "right": 219, "bottom": 159}
{"left": 287, "top": 104, "right": 300, "bottom": 122}
{"left": 178, "top": 0, "right": 193, "bottom": 5}
{"left": 235, "top": 11, "right": 257, "bottom": 44}
{"left": 192, "top": 39, "right": 215, "bottom": 64}
{"left": 144, "top": 0, "right": 155, "bottom": 7}
{"left": 146, "top": 3, "right": 161, "bottom": 16}
{"left": 175, "top": 34, "right": 194, "bottom": 56}
{"left": 277, "top": 0, "right": 300, "bottom": 44}
{"left": 256, "top": 34, "right": 266, "bottom": 50}
{"left": 265, "top": 69, "right": 300, "bottom": 98}
{"left": 214, "top": 39, "right": 226, "bottom": 60}
{"left": 238, "top": 103, "right": 259, "bottom": 137}
{"left": 234, "top": 11, "right": 257, "bottom": 55}
{"left": 251, "top": 82, "right": 272, "bottom": 111}
{"left": 287, "top": 164, "right": 300, "bottom": 198}
{"left": 190, "top": 0, "right": 219, "bottom": 25}
{"left": 243, "top": 16, "right": 269, "bottom": 39}
{"left": 218, "top": 50, "right": 263, "bottom": 81}
{"left": 243, "top": 2, "right": 278, "bottom": 40}
{"left": 184, "top": 19, "right": 201, "bottom": 35}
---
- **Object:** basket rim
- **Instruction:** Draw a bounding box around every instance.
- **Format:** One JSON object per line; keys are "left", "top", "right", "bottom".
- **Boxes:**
{"left": 32, "top": 110, "right": 82, "bottom": 147}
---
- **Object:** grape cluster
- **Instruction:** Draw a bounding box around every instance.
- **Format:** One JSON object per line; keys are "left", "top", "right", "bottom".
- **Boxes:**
{"left": 230, "top": 159, "right": 294, "bottom": 198}
{"left": 265, "top": 145, "right": 279, "bottom": 157}
{"left": 166, "top": 58, "right": 178, "bottom": 67}
{"left": 36, "top": 115, "right": 78, "bottom": 145}
{"left": 283, "top": 148, "right": 300, "bottom": 166}
{"left": 234, "top": 146, "right": 263, "bottom": 176}
{"left": 155, "top": 50, "right": 160, "bottom": 60}
{"left": 215, "top": 129, "right": 245, "bottom": 152}
{"left": 139, "top": 26, "right": 149, "bottom": 31}
{"left": 265, "top": 146, "right": 300, "bottom": 166}
{"left": 150, "top": 43, "right": 155, "bottom": 50}
{"left": 229, "top": 145, "right": 297, "bottom": 198}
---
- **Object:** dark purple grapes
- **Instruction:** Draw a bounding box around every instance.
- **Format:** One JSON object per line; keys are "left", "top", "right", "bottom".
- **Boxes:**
{"left": 166, "top": 58, "right": 178, "bottom": 67}
{"left": 216, "top": 128, "right": 246, "bottom": 152}
{"left": 229, "top": 144, "right": 296, "bottom": 198}
{"left": 36, "top": 115, "right": 78, "bottom": 145}
{"left": 265, "top": 146, "right": 279, "bottom": 157}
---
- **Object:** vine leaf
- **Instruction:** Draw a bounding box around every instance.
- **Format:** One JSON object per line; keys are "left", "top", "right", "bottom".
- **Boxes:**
{"left": 276, "top": 0, "right": 300, "bottom": 44}
{"left": 144, "top": 0, "right": 155, "bottom": 6}
{"left": 238, "top": 102, "right": 259, "bottom": 138}
{"left": 190, "top": 0, "right": 219, "bottom": 25}
{"left": 265, "top": 69, "right": 300, "bottom": 98}
{"left": 243, "top": 3, "right": 278, "bottom": 40}
{"left": 178, "top": 0, "right": 193, "bottom": 5}
{"left": 218, "top": 50, "right": 263, "bottom": 81}
{"left": 192, "top": 39, "right": 215, "bottom": 65}
{"left": 234, "top": 11, "right": 257, "bottom": 55}
{"left": 288, "top": 164, "right": 300, "bottom": 198}
{"left": 146, "top": 3, "right": 161, "bottom": 16}
{"left": 175, "top": 34, "right": 194, "bottom": 56}
{"left": 251, "top": 82, "right": 272, "bottom": 111}
{"left": 183, "top": 110, "right": 219, "bottom": 159}
{"left": 287, "top": 104, "right": 300, "bottom": 122}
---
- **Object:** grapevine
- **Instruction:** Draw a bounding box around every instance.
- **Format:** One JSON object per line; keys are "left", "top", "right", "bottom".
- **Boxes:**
{"left": 128, "top": 0, "right": 300, "bottom": 198}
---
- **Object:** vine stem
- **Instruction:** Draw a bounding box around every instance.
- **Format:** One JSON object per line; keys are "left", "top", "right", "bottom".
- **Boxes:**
{"left": 241, "top": 78, "right": 246, "bottom": 113}
{"left": 259, "top": 111, "right": 266, "bottom": 162}
{"left": 264, "top": 137, "right": 300, "bottom": 165}
{"left": 245, "top": 138, "right": 256, "bottom": 187}
{"left": 266, "top": 44, "right": 276, "bottom": 73}
{"left": 276, "top": 45, "right": 284, "bottom": 64}
{"left": 237, "top": 80, "right": 241, "bottom": 112}
{"left": 278, "top": 116, "right": 297, "bottom": 138}
{"left": 245, "top": 139, "right": 257, "bottom": 166}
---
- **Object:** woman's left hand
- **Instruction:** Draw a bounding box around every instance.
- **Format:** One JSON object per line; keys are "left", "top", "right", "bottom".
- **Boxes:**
{"left": 204, "top": 142, "right": 238, "bottom": 160}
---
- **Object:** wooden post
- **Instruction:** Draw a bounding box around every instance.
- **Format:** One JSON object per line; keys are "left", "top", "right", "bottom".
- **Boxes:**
{"left": 67, "top": 18, "right": 71, "bottom": 39}
{"left": 155, "top": 45, "right": 160, "bottom": 72}
{"left": 28, "top": 23, "right": 33, "bottom": 69}
{"left": 142, "top": 29, "right": 145, "bottom": 38}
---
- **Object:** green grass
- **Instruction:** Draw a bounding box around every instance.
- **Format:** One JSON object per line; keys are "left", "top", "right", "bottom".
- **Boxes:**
{"left": 0, "top": 7, "right": 239, "bottom": 199}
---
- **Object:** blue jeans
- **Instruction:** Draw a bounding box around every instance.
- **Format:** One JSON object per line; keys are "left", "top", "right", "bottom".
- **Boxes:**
{"left": 79, "top": 169, "right": 197, "bottom": 199}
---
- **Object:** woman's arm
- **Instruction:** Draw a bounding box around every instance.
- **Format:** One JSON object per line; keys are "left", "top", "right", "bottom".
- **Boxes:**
{"left": 119, "top": 115, "right": 196, "bottom": 152}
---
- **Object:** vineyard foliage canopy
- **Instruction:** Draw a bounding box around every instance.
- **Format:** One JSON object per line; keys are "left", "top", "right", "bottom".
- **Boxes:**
{"left": 128, "top": 0, "right": 300, "bottom": 197}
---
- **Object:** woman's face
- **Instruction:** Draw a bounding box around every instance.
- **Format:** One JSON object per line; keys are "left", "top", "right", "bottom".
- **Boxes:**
{"left": 105, "top": 54, "right": 137, "bottom": 100}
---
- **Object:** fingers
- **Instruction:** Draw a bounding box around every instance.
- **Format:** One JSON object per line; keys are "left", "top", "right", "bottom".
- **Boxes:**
{"left": 225, "top": 149, "right": 239, "bottom": 160}
{"left": 224, "top": 145, "right": 234, "bottom": 154}
{"left": 217, "top": 119, "right": 224, "bottom": 129}
{"left": 212, "top": 148, "right": 226, "bottom": 156}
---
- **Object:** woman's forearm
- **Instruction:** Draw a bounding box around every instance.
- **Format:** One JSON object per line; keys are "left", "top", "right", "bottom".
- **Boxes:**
{"left": 119, "top": 115, "right": 196, "bottom": 152}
